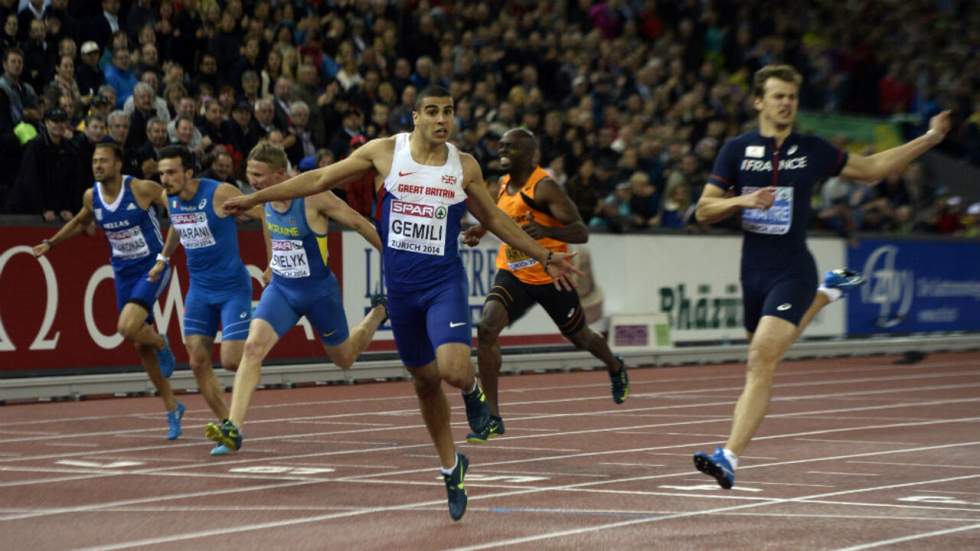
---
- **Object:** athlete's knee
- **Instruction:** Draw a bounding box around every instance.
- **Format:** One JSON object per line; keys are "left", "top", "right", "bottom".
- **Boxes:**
{"left": 116, "top": 318, "right": 141, "bottom": 341}
{"left": 330, "top": 347, "right": 356, "bottom": 370}
{"left": 242, "top": 338, "right": 269, "bottom": 363}
{"left": 412, "top": 371, "right": 442, "bottom": 397}
{"left": 476, "top": 318, "right": 503, "bottom": 347}
{"left": 746, "top": 345, "right": 779, "bottom": 381}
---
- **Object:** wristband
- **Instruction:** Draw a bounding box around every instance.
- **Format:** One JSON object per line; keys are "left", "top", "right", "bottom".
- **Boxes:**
{"left": 156, "top": 253, "right": 170, "bottom": 264}
{"left": 43, "top": 238, "right": 53, "bottom": 248}
{"left": 543, "top": 251, "right": 553, "bottom": 271}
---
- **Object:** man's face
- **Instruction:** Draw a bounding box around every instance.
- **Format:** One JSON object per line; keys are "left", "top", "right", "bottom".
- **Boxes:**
{"left": 213, "top": 155, "right": 233, "bottom": 178}
{"left": 147, "top": 121, "right": 166, "bottom": 147}
{"left": 135, "top": 88, "right": 153, "bottom": 111}
{"left": 498, "top": 131, "right": 534, "bottom": 171}
{"left": 86, "top": 119, "right": 106, "bottom": 142}
{"left": 274, "top": 79, "right": 291, "bottom": 101}
{"left": 291, "top": 108, "right": 308, "bottom": 128}
{"left": 113, "top": 50, "right": 130, "bottom": 71}
{"left": 2, "top": 52, "right": 21, "bottom": 78}
{"left": 178, "top": 98, "right": 196, "bottom": 119}
{"left": 246, "top": 160, "right": 284, "bottom": 190}
{"left": 255, "top": 103, "right": 274, "bottom": 125}
{"left": 755, "top": 77, "right": 799, "bottom": 129}
{"left": 102, "top": 0, "right": 120, "bottom": 15}
{"left": 82, "top": 50, "right": 99, "bottom": 67}
{"left": 205, "top": 102, "right": 222, "bottom": 123}
{"left": 56, "top": 57, "right": 73, "bottom": 79}
{"left": 141, "top": 44, "right": 158, "bottom": 66}
{"left": 92, "top": 147, "right": 122, "bottom": 181}
{"left": 200, "top": 56, "right": 217, "bottom": 74}
{"left": 109, "top": 118, "right": 129, "bottom": 142}
{"left": 232, "top": 108, "right": 251, "bottom": 127}
{"left": 412, "top": 96, "right": 454, "bottom": 144}
{"left": 29, "top": 20, "right": 45, "bottom": 41}
{"left": 176, "top": 120, "right": 194, "bottom": 143}
{"left": 158, "top": 157, "right": 191, "bottom": 195}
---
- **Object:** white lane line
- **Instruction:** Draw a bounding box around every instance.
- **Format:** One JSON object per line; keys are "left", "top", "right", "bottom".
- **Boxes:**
{"left": 447, "top": 472, "right": 980, "bottom": 551}
{"left": 5, "top": 377, "right": 976, "bottom": 449}
{"left": 804, "top": 499, "right": 980, "bottom": 514}
{"left": 834, "top": 522, "right": 980, "bottom": 550}
{"left": 847, "top": 460, "right": 980, "bottom": 471}
{"left": 808, "top": 471, "right": 879, "bottom": 477}
{"left": 798, "top": 438, "right": 923, "bottom": 446}
{"left": 0, "top": 360, "right": 973, "bottom": 431}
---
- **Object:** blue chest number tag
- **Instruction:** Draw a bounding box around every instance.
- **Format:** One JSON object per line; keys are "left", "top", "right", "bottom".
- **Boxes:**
{"left": 741, "top": 186, "right": 793, "bottom": 235}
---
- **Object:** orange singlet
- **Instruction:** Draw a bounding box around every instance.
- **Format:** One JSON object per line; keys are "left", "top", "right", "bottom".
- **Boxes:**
{"left": 494, "top": 166, "right": 568, "bottom": 285}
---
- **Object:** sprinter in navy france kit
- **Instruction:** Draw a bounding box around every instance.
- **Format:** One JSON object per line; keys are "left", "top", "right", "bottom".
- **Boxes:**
{"left": 707, "top": 128, "right": 847, "bottom": 331}
{"left": 691, "top": 65, "right": 951, "bottom": 490}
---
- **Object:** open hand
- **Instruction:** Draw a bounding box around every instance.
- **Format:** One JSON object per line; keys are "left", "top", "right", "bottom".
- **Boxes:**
{"left": 544, "top": 251, "right": 584, "bottom": 291}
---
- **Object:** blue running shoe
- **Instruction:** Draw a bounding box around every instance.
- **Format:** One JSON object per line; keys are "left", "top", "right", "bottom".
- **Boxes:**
{"left": 210, "top": 443, "right": 233, "bottom": 456}
{"left": 166, "top": 401, "right": 185, "bottom": 440}
{"left": 823, "top": 268, "right": 865, "bottom": 290}
{"left": 610, "top": 356, "right": 630, "bottom": 404}
{"left": 205, "top": 419, "right": 243, "bottom": 451}
{"left": 462, "top": 384, "right": 492, "bottom": 443}
{"left": 157, "top": 334, "right": 176, "bottom": 378}
{"left": 443, "top": 452, "right": 469, "bottom": 521}
{"left": 693, "top": 447, "right": 735, "bottom": 490}
{"left": 466, "top": 415, "right": 504, "bottom": 442}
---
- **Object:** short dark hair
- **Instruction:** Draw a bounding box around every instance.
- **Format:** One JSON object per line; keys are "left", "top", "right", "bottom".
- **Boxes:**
{"left": 3, "top": 47, "right": 24, "bottom": 63}
{"left": 158, "top": 145, "right": 195, "bottom": 170}
{"left": 414, "top": 85, "right": 452, "bottom": 110}
{"left": 752, "top": 65, "right": 803, "bottom": 98}
{"left": 95, "top": 141, "right": 123, "bottom": 160}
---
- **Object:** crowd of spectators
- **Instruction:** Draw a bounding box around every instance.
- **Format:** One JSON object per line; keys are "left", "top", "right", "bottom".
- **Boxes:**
{"left": 0, "top": 0, "right": 978, "bottom": 238}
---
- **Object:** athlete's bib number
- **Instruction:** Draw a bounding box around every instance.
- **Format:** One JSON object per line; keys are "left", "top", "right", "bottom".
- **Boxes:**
{"left": 387, "top": 200, "right": 447, "bottom": 256}
{"left": 504, "top": 246, "right": 538, "bottom": 271}
{"left": 171, "top": 212, "right": 216, "bottom": 249}
{"left": 106, "top": 227, "right": 149, "bottom": 259}
{"left": 270, "top": 239, "right": 310, "bottom": 278}
{"left": 742, "top": 186, "right": 793, "bottom": 235}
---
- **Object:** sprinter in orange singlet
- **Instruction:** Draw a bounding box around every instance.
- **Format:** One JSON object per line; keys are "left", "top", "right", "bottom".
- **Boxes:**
{"left": 463, "top": 129, "right": 630, "bottom": 438}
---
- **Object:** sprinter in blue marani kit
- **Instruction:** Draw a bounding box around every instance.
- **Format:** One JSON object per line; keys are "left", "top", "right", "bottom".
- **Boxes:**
{"left": 220, "top": 87, "right": 581, "bottom": 521}
{"left": 147, "top": 145, "right": 268, "bottom": 454}
{"left": 32, "top": 141, "right": 181, "bottom": 439}
{"left": 692, "top": 64, "right": 951, "bottom": 490}
{"left": 205, "top": 143, "right": 387, "bottom": 456}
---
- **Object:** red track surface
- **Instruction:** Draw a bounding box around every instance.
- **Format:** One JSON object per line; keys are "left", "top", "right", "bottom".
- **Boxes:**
{"left": 2, "top": 351, "right": 980, "bottom": 550}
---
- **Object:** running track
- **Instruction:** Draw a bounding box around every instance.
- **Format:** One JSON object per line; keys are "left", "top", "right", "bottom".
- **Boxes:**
{"left": 1, "top": 351, "right": 979, "bottom": 550}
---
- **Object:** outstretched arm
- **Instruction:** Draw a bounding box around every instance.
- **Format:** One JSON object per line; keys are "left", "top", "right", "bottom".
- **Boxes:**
{"left": 841, "top": 110, "right": 951, "bottom": 183}
{"left": 317, "top": 191, "right": 382, "bottom": 251}
{"left": 222, "top": 138, "right": 391, "bottom": 214}
{"left": 32, "top": 190, "right": 95, "bottom": 256}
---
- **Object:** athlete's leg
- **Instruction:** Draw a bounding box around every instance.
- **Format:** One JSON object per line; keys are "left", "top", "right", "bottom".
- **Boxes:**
{"left": 794, "top": 290, "right": 831, "bottom": 339}
{"left": 567, "top": 326, "right": 621, "bottom": 373}
{"left": 185, "top": 335, "right": 229, "bottom": 420}
{"left": 475, "top": 300, "right": 508, "bottom": 416}
{"left": 227, "top": 318, "right": 280, "bottom": 426}
{"left": 321, "top": 302, "right": 387, "bottom": 368}
{"left": 411, "top": 359, "right": 458, "bottom": 469}
{"left": 117, "top": 303, "right": 165, "bottom": 349}
{"left": 134, "top": 341, "right": 177, "bottom": 411}
{"left": 725, "top": 315, "right": 798, "bottom": 455}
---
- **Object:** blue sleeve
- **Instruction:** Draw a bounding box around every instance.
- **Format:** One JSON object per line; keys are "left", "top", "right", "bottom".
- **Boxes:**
{"left": 707, "top": 138, "right": 739, "bottom": 191}
{"left": 811, "top": 136, "right": 849, "bottom": 178}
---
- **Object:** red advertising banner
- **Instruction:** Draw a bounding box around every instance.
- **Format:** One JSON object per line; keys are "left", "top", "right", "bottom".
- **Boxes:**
{"left": 0, "top": 226, "right": 342, "bottom": 374}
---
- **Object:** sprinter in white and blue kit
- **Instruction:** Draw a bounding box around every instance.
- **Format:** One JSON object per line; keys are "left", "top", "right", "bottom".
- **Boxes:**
{"left": 692, "top": 65, "right": 951, "bottom": 490}
{"left": 221, "top": 87, "right": 581, "bottom": 521}
{"left": 146, "top": 145, "right": 267, "bottom": 455}
{"left": 33, "top": 141, "right": 181, "bottom": 439}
